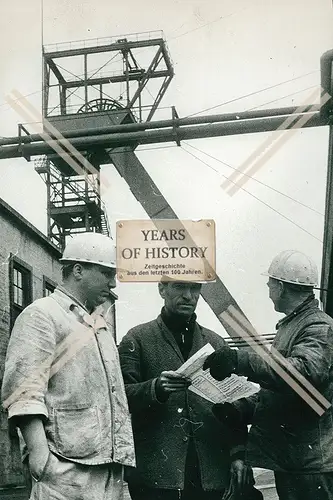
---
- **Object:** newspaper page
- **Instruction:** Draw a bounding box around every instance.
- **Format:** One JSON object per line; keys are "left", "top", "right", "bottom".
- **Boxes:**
{"left": 176, "top": 343, "right": 259, "bottom": 404}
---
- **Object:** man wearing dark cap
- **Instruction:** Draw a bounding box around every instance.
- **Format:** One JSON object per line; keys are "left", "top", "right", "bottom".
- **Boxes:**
{"left": 119, "top": 280, "right": 252, "bottom": 500}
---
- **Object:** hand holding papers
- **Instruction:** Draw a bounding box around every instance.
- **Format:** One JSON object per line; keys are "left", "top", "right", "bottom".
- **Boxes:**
{"left": 176, "top": 343, "right": 259, "bottom": 404}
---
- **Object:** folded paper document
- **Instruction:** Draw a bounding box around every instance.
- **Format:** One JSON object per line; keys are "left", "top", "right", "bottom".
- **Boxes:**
{"left": 176, "top": 343, "right": 259, "bottom": 404}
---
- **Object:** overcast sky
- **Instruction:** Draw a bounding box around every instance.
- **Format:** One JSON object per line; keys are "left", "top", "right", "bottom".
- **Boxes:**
{"left": 0, "top": 0, "right": 332, "bottom": 340}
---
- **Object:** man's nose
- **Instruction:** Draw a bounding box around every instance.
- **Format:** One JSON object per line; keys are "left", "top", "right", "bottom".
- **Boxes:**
{"left": 182, "top": 289, "right": 192, "bottom": 300}
{"left": 108, "top": 276, "right": 117, "bottom": 289}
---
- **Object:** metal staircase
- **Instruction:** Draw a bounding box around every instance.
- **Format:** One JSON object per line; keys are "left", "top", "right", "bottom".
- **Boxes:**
{"left": 34, "top": 156, "right": 111, "bottom": 249}
{"left": 100, "top": 209, "right": 110, "bottom": 236}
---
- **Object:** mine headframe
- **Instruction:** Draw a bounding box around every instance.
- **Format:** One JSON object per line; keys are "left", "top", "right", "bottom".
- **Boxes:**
{"left": 35, "top": 31, "right": 174, "bottom": 249}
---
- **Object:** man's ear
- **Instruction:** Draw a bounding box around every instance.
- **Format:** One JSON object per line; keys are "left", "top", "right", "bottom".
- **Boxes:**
{"left": 72, "top": 263, "right": 84, "bottom": 281}
{"left": 158, "top": 282, "right": 167, "bottom": 299}
{"left": 278, "top": 280, "right": 285, "bottom": 296}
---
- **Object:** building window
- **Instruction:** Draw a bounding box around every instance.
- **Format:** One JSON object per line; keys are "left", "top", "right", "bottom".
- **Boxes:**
{"left": 43, "top": 276, "right": 57, "bottom": 297}
{"left": 9, "top": 256, "right": 32, "bottom": 328}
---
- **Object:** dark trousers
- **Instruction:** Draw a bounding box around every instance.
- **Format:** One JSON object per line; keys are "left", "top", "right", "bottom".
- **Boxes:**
{"left": 128, "top": 438, "right": 225, "bottom": 500}
{"left": 275, "top": 471, "right": 333, "bottom": 500}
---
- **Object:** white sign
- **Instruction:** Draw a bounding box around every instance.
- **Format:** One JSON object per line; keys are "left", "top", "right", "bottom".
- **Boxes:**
{"left": 116, "top": 219, "right": 216, "bottom": 282}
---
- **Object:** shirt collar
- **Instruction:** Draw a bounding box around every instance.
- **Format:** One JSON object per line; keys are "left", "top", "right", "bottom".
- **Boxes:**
{"left": 276, "top": 294, "right": 318, "bottom": 329}
{"left": 51, "top": 287, "right": 112, "bottom": 334}
{"left": 53, "top": 286, "right": 108, "bottom": 329}
{"left": 54, "top": 285, "right": 89, "bottom": 313}
{"left": 160, "top": 306, "right": 197, "bottom": 335}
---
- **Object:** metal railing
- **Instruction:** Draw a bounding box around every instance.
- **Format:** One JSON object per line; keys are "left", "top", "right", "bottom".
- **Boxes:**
{"left": 225, "top": 333, "right": 275, "bottom": 349}
{"left": 43, "top": 30, "right": 165, "bottom": 54}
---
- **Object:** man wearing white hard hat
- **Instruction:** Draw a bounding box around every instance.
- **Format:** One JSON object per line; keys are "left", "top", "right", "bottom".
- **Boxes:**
{"left": 204, "top": 250, "right": 333, "bottom": 500}
{"left": 2, "top": 232, "right": 135, "bottom": 500}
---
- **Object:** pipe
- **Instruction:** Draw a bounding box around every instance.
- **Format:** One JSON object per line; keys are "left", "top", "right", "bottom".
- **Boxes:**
{"left": 321, "top": 126, "right": 333, "bottom": 316}
{"left": 320, "top": 49, "right": 333, "bottom": 315}
{"left": 320, "top": 49, "right": 333, "bottom": 121}
{"left": 0, "top": 113, "right": 324, "bottom": 160}
{"left": 0, "top": 105, "right": 321, "bottom": 147}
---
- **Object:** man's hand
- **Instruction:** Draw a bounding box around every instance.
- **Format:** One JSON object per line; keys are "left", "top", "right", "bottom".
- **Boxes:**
{"left": 29, "top": 446, "right": 50, "bottom": 481}
{"left": 17, "top": 416, "right": 50, "bottom": 481}
{"left": 203, "top": 346, "right": 238, "bottom": 381}
{"left": 155, "top": 371, "right": 191, "bottom": 401}
{"left": 230, "top": 459, "right": 253, "bottom": 493}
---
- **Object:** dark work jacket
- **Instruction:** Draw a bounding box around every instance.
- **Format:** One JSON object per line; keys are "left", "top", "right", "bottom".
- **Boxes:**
{"left": 118, "top": 315, "right": 234, "bottom": 491}
{"left": 234, "top": 298, "right": 333, "bottom": 472}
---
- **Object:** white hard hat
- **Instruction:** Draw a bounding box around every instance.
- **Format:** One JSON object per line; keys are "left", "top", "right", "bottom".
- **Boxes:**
{"left": 60, "top": 232, "right": 116, "bottom": 269}
{"left": 263, "top": 250, "right": 318, "bottom": 287}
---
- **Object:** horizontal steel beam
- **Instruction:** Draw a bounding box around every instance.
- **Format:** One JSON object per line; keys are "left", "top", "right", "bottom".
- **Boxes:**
{"left": 0, "top": 112, "right": 324, "bottom": 160}
{"left": 63, "top": 70, "right": 172, "bottom": 88}
{"left": 0, "top": 106, "right": 323, "bottom": 147}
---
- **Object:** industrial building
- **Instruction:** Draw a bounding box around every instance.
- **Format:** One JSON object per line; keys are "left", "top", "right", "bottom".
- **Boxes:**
{"left": 0, "top": 197, "right": 61, "bottom": 487}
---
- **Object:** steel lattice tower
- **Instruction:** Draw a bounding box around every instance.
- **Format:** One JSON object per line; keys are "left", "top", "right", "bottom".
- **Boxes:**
{"left": 35, "top": 31, "right": 174, "bottom": 250}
